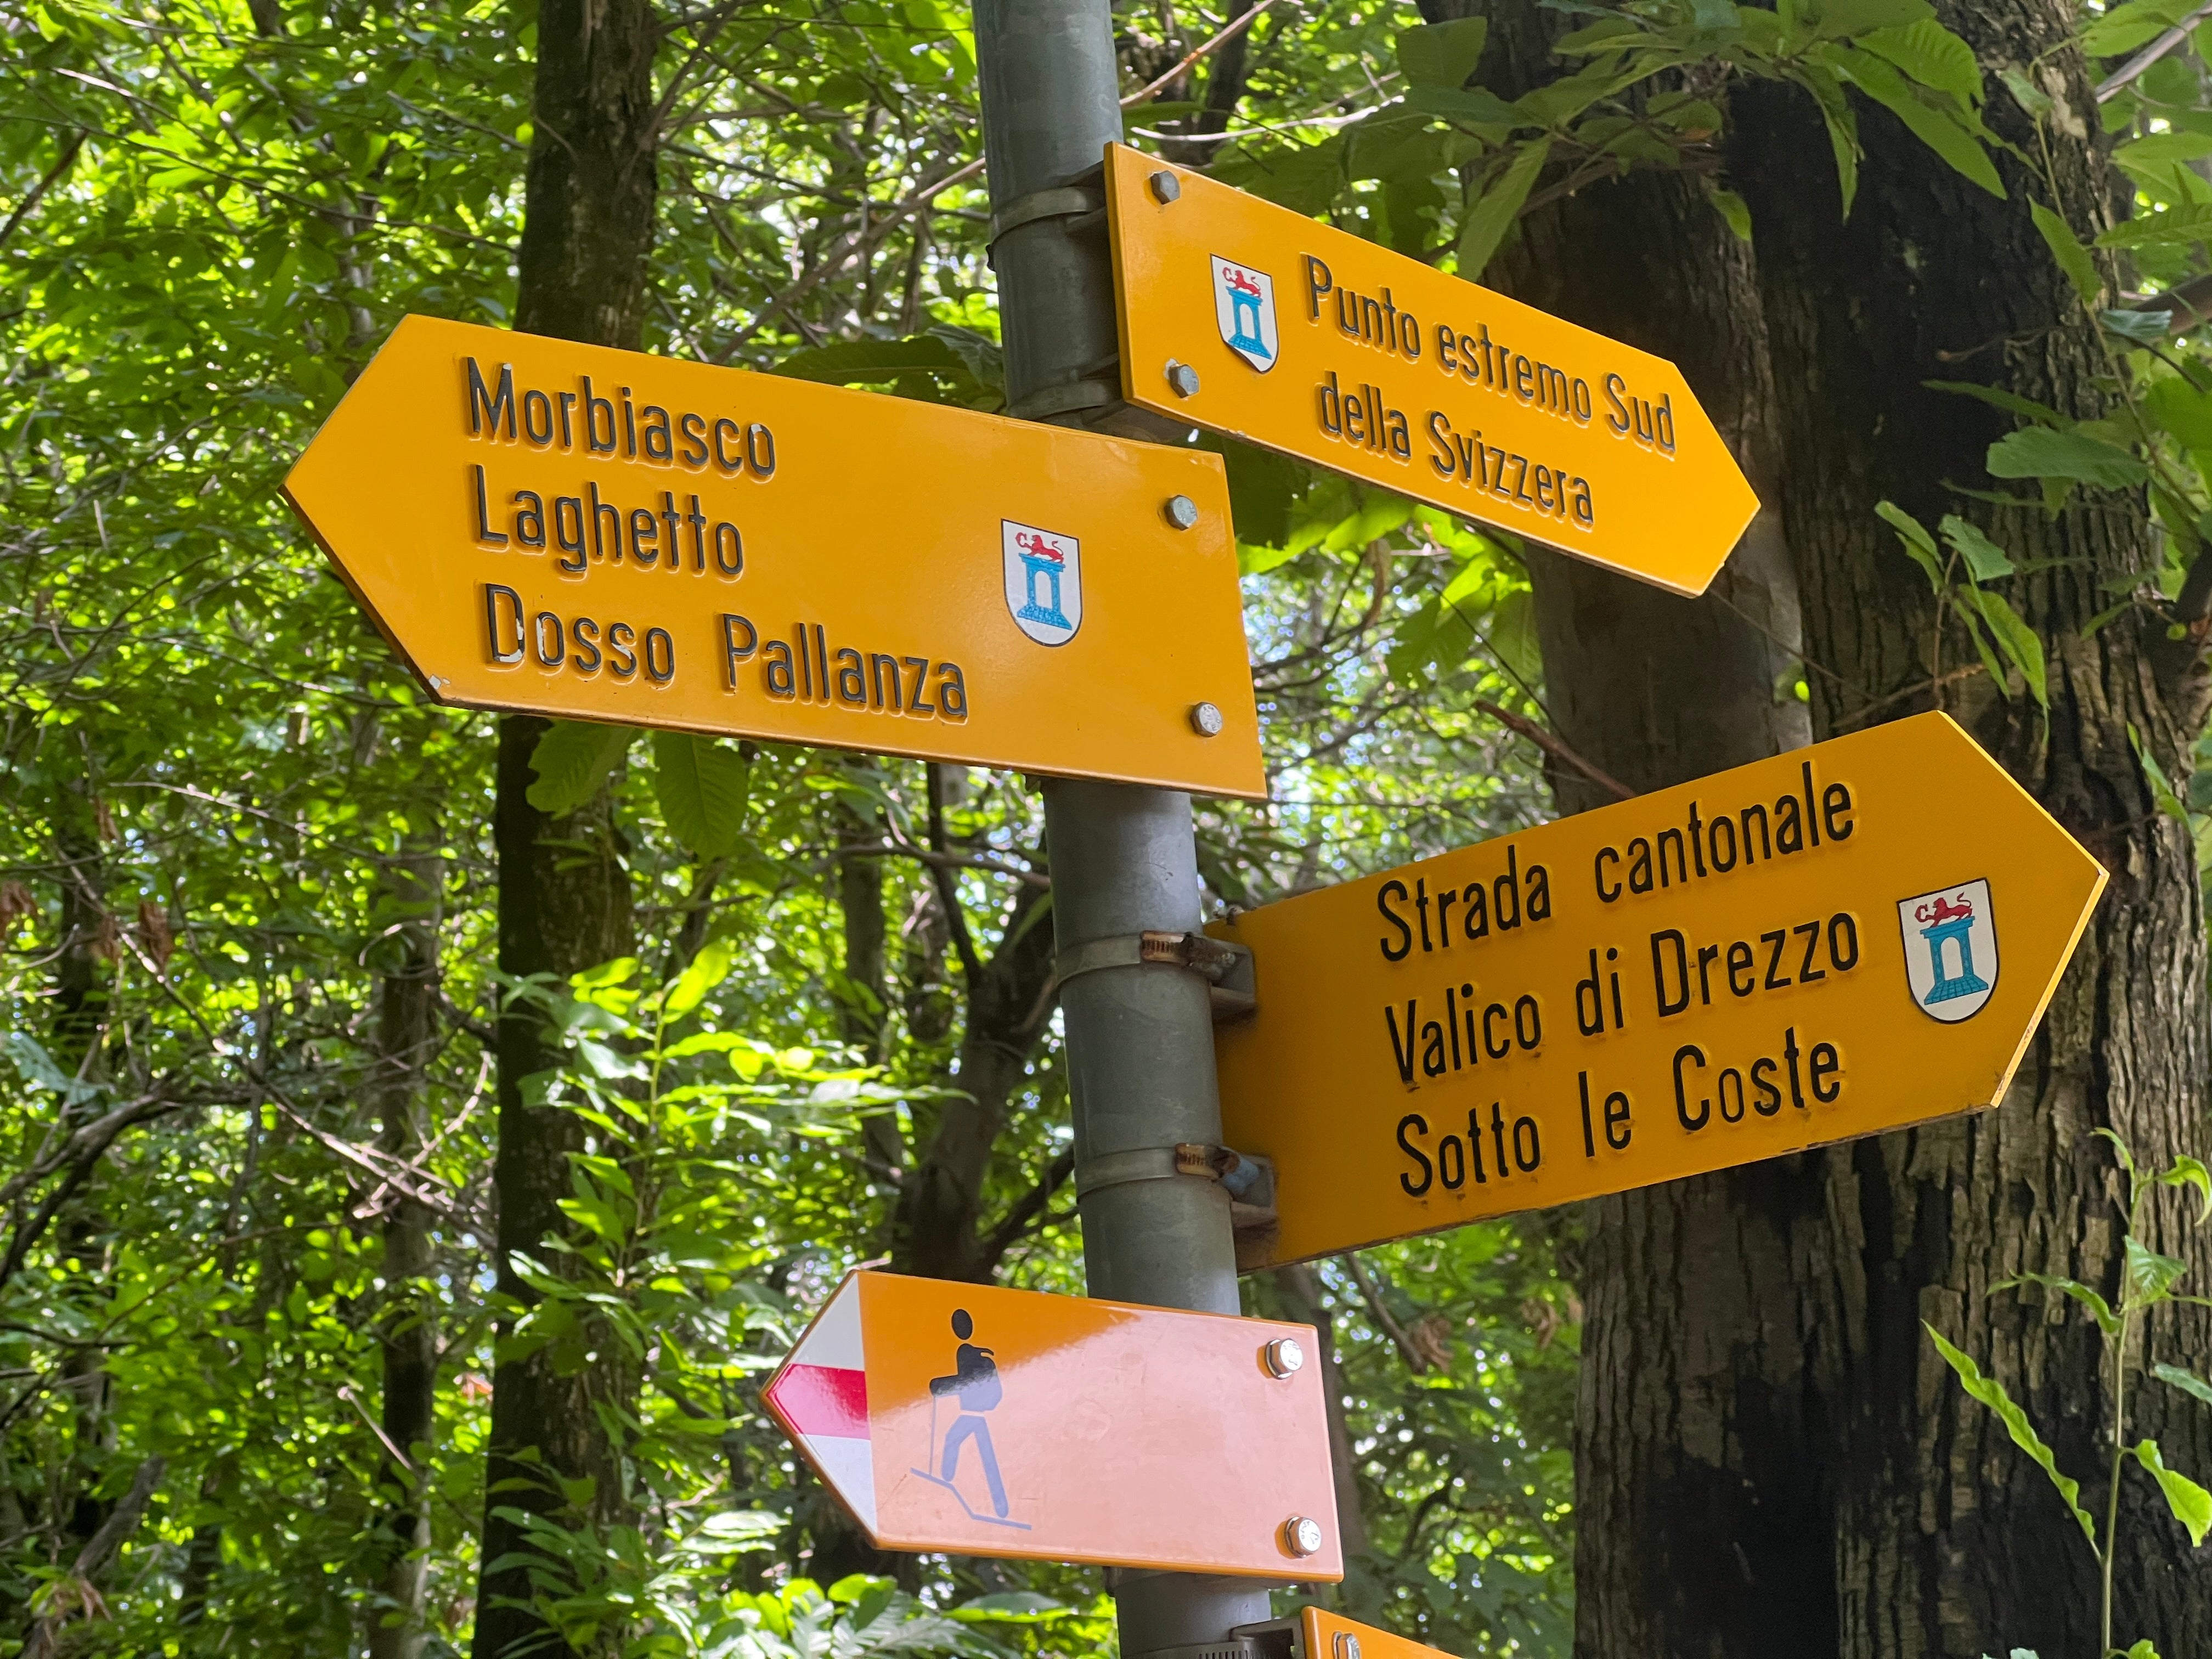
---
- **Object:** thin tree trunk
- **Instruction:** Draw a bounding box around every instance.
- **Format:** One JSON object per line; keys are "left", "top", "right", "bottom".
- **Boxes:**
{"left": 1723, "top": 3, "right": 2212, "bottom": 1651}
{"left": 369, "top": 851, "right": 439, "bottom": 1659}
{"left": 475, "top": 0, "right": 657, "bottom": 1646}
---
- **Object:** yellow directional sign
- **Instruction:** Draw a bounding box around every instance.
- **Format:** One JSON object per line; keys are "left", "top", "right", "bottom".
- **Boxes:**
{"left": 763, "top": 1270, "right": 1342, "bottom": 1578}
{"left": 1104, "top": 143, "right": 1757, "bottom": 597}
{"left": 1213, "top": 714, "right": 2105, "bottom": 1267}
{"left": 283, "top": 313, "right": 1263, "bottom": 797}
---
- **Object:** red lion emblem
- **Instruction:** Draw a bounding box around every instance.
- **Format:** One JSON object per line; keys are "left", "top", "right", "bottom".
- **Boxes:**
{"left": 1222, "top": 266, "right": 1262, "bottom": 298}
{"left": 1915, "top": 895, "right": 1974, "bottom": 924}
{"left": 1014, "top": 531, "right": 1064, "bottom": 563}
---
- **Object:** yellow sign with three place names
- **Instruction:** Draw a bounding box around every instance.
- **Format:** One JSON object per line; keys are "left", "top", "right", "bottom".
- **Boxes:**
{"left": 1212, "top": 714, "right": 2106, "bottom": 1268}
{"left": 1104, "top": 142, "right": 1757, "bottom": 597}
{"left": 283, "top": 313, "right": 1265, "bottom": 798}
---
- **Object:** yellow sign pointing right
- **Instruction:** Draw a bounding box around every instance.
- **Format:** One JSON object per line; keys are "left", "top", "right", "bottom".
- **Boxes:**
{"left": 1105, "top": 142, "right": 1758, "bottom": 597}
{"left": 1214, "top": 715, "right": 2106, "bottom": 1268}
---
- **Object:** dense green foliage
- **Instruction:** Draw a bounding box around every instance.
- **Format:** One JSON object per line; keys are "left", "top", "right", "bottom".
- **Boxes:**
{"left": 8, "top": 0, "right": 2212, "bottom": 1650}
{"left": 0, "top": 3, "right": 1578, "bottom": 1653}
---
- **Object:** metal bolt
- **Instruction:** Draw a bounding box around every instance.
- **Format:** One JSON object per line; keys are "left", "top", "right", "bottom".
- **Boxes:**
{"left": 1262, "top": 1336, "right": 1305, "bottom": 1378}
{"left": 1149, "top": 169, "right": 1182, "bottom": 204}
{"left": 1334, "top": 1637, "right": 1363, "bottom": 1659}
{"left": 1165, "top": 494, "right": 1200, "bottom": 529}
{"left": 1282, "top": 1515, "right": 1325, "bottom": 1557}
{"left": 1166, "top": 359, "right": 1201, "bottom": 398}
{"left": 1189, "top": 702, "right": 1224, "bottom": 737}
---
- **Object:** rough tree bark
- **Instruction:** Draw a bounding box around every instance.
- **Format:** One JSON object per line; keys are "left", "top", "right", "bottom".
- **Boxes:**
{"left": 368, "top": 850, "right": 439, "bottom": 1659}
{"left": 474, "top": 0, "right": 658, "bottom": 1650}
{"left": 1722, "top": 5, "right": 2212, "bottom": 1650}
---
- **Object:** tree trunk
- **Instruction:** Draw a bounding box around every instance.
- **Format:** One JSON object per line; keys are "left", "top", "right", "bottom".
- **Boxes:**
{"left": 475, "top": 4, "right": 656, "bottom": 1639}
{"left": 1720, "top": 9, "right": 2212, "bottom": 1651}
{"left": 1460, "top": 7, "right": 1858, "bottom": 1655}
{"left": 369, "top": 850, "right": 439, "bottom": 1659}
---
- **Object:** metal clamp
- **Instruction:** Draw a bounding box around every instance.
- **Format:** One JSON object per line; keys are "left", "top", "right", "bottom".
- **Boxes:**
{"left": 1053, "top": 929, "right": 1256, "bottom": 1021}
{"left": 988, "top": 182, "right": 1105, "bottom": 247}
{"left": 1076, "top": 1141, "right": 1242, "bottom": 1201}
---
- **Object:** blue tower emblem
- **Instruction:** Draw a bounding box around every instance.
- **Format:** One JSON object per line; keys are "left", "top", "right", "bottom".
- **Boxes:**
{"left": 1897, "top": 881, "right": 1999, "bottom": 1024}
{"left": 1013, "top": 533, "right": 1071, "bottom": 631}
{"left": 1919, "top": 905, "right": 1988, "bottom": 1006}
{"left": 1211, "top": 256, "right": 1279, "bottom": 372}
{"left": 1001, "top": 521, "right": 1082, "bottom": 646}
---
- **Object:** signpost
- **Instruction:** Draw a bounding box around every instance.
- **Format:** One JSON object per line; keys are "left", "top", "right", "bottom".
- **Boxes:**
{"left": 283, "top": 312, "right": 1263, "bottom": 798}
{"left": 1212, "top": 713, "right": 2106, "bottom": 1268}
{"left": 1103, "top": 142, "right": 1758, "bottom": 598}
{"left": 762, "top": 1270, "right": 1343, "bottom": 1579}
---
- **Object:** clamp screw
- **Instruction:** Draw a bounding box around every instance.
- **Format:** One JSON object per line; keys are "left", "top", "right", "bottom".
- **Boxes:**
{"left": 1190, "top": 702, "right": 1224, "bottom": 737}
{"left": 1282, "top": 1515, "right": 1325, "bottom": 1557}
{"left": 1166, "top": 360, "right": 1201, "bottom": 398}
{"left": 1149, "top": 170, "right": 1182, "bottom": 203}
{"left": 1165, "top": 494, "right": 1200, "bottom": 529}
{"left": 1262, "top": 1336, "right": 1305, "bottom": 1377}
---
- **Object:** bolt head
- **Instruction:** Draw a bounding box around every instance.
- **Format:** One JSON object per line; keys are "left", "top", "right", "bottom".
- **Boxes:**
{"left": 1148, "top": 169, "right": 1182, "bottom": 203}
{"left": 1262, "top": 1336, "right": 1306, "bottom": 1377}
{"left": 1283, "top": 1515, "right": 1325, "bottom": 1557}
{"left": 1166, "top": 360, "right": 1201, "bottom": 398}
{"left": 1189, "top": 701, "right": 1225, "bottom": 737}
{"left": 1165, "top": 493, "right": 1200, "bottom": 529}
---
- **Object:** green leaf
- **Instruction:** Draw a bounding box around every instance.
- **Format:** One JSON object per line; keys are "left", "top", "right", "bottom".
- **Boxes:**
{"left": 1455, "top": 138, "right": 1551, "bottom": 280}
{"left": 1925, "top": 379, "right": 2070, "bottom": 427}
{"left": 1809, "top": 0, "right": 1934, "bottom": 36}
{"left": 2155, "top": 1153, "right": 2212, "bottom": 1220}
{"left": 1938, "top": 514, "right": 2016, "bottom": 580}
{"left": 2029, "top": 203, "right": 2103, "bottom": 307}
{"left": 526, "top": 720, "right": 634, "bottom": 814}
{"left": 1216, "top": 136, "right": 1346, "bottom": 215}
{"left": 1877, "top": 499, "right": 1945, "bottom": 586}
{"left": 1992, "top": 1271, "right": 2119, "bottom": 1334}
{"left": 2115, "top": 129, "right": 2212, "bottom": 172}
{"left": 2134, "top": 1439, "right": 2212, "bottom": 1545}
{"left": 1395, "top": 17, "right": 1488, "bottom": 88}
{"left": 650, "top": 730, "right": 751, "bottom": 860}
{"left": 1834, "top": 49, "right": 2004, "bottom": 198}
{"left": 2124, "top": 1234, "right": 2188, "bottom": 1306}
{"left": 1957, "top": 586, "right": 2047, "bottom": 708}
{"left": 662, "top": 937, "right": 736, "bottom": 1019}
{"left": 1405, "top": 84, "right": 1527, "bottom": 131}
{"left": 1857, "top": 19, "right": 1983, "bottom": 106}
{"left": 2084, "top": 0, "right": 2203, "bottom": 57}
{"left": 2096, "top": 202, "right": 2212, "bottom": 250}
{"left": 2129, "top": 721, "right": 2191, "bottom": 822}
{"left": 1923, "top": 1323, "right": 2097, "bottom": 1545}
{"left": 2153, "top": 1362, "right": 2212, "bottom": 1408}
{"left": 1792, "top": 61, "right": 1861, "bottom": 214}
{"left": 1985, "top": 427, "right": 2149, "bottom": 488}
{"left": 1487, "top": 586, "right": 1543, "bottom": 685}
{"left": 1706, "top": 183, "right": 1753, "bottom": 241}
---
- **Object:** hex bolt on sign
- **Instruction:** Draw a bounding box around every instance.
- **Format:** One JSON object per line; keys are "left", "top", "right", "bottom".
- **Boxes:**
{"left": 1190, "top": 702, "right": 1225, "bottom": 737}
{"left": 1149, "top": 170, "right": 1181, "bottom": 202}
{"left": 1282, "top": 1516, "right": 1324, "bottom": 1557}
{"left": 1166, "top": 360, "right": 1200, "bottom": 398}
{"left": 1262, "top": 1337, "right": 1305, "bottom": 1378}
{"left": 1165, "top": 494, "right": 1200, "bottom": 529}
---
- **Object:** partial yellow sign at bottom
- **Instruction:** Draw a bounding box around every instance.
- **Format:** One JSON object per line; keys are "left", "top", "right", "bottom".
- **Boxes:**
{"left": 1239, "top": 1608, "right": 1464, "bottom": 1659}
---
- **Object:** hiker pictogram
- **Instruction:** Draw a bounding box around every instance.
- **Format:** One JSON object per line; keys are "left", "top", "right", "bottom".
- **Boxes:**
{"left": 914, "top": 1307, "right": 1030, "bottom": 1529}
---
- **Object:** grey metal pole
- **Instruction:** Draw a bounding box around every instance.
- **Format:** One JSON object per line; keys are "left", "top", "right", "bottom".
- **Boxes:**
{"left": 972, "top": 3, "right": 1275, "bottom": 1653}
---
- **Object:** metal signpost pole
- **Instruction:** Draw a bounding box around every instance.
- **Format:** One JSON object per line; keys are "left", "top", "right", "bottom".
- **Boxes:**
{"left": 973, "top": 4, "right": 1273, "bottom": 1655}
